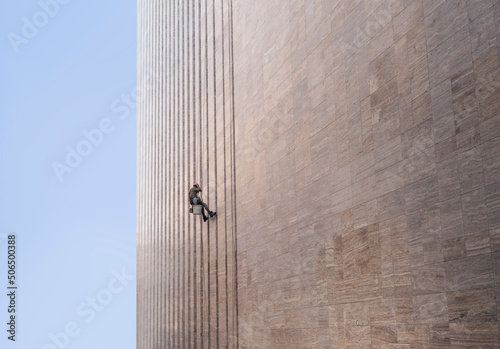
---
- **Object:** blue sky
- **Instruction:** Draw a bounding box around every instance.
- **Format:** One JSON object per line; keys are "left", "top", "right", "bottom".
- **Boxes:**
{"left": 0, "top": 0, "right": 137, "bottom": 348}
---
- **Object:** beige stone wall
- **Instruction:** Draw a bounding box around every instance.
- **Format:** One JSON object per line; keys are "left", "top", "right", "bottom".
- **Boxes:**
{"left": 138, "top": 0, "right": 238, "bottom": 347}
{"left": 138, "top": 0, "right": 500, "bottom": 347}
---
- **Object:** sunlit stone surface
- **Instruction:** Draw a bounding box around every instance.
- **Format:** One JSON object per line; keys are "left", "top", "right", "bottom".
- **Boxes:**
{"left": 138, "top": 1, "right": 500, "bottom": 347}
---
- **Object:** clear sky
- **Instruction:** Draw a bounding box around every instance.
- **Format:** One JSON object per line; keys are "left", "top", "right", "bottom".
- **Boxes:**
{"left": 0, "top": 0, "right": 137, "bottom": 348}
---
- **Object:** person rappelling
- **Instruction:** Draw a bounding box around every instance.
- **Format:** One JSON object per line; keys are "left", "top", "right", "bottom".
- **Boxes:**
{"left": 189, "top": 183, "right": 216, "bottom": 222}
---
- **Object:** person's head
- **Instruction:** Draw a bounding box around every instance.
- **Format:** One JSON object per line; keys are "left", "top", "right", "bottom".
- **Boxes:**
{"left": 194, "top": 183, "right": 199, "bottom": 188}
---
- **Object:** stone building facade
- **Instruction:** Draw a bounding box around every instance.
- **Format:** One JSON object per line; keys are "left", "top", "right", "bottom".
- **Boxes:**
{"left": 138, "top": 0, "right": 500, "bottom": 347}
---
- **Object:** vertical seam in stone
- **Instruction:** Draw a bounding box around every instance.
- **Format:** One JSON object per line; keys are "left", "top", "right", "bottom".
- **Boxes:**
{"left": 168, "top": 1, "right": 173, "bottom": 343}
{"left": 185, "top": 0, "right": 189, "bottom": 343}
{"left": 188, "top": 0, "right": 195, "bottom": 347}
{"left": 175, "top": 1, "right": 180, "bottom": 346}
{"left": 137, "top": 1, "right": 141, "bottom": 347}
{"left": 192, "top": 0, "right": 199, "bottom": 346}
{"left": 212, "top": 1, "right": 220, "bottom": 347}
{"left": 228, "top": 0, "right": 239, "bottom": 345}
{"left": 181, "top": 0, "right": 186, "bottom": 344}
{"left": 158, "top": 1, "right": 162, "bottom": 344}
{"left": 221, "top": 0, "right": 230, "bottom": 347}
{"left": 172, "top": 3, "right": 176, "bottom": 345}
{"left": 145, "top": 0, "right": 148, "bottom": 337}
{"left": 166, "top": 2, "right": 172, "bottom": 348}
{"left": 152, "top": 4, "right": 155, "bottom": 346}
{"left": 204, "top": 0, "right": 211, "bottom": 345}
{"left": 155, "top": 2, "right": 159, "bottom": 346}
{"left": 147, "top": 2, "right": 152, "bottom": 346}
{"left": 153, "top": 2, "right": 156, "bottom": 345}
{"left": 186, "top": 0, "right": 192, "bottom": 345}
{"left": 161, "top": 3, "right": 168, "bottom": 347}
{"left": 172, "top": 1, "right": 176, "bottom": 345}
{"left": 138, "top": 1, "right": 142, "bottom": 346}
{"left": 198, "top": 0, "right": 205, "bottom": 349}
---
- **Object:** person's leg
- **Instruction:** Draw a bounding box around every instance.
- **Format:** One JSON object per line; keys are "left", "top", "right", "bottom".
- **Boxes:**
{"left": 201, "top": 201, "right": 216, "bottom": 217}
{"left": 200, "top": 201, "right": 210, "bottom": 212}
{"left": 200, "top": 202, "right": 212, "bottom": 220}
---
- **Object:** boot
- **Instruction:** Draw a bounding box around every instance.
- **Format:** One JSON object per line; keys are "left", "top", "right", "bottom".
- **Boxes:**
{"left": 209, "top": 211, "right": 216, "bottom": 218}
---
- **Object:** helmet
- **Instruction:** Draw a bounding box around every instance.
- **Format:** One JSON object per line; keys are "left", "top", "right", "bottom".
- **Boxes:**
{"left": 194, "top": 183, "right": 199, "bottom": 187}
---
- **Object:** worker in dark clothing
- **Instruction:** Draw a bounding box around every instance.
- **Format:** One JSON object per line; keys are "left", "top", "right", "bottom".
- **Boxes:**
{"left": 189, "top": 183, "right": 216, "bottom": 222}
